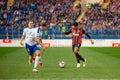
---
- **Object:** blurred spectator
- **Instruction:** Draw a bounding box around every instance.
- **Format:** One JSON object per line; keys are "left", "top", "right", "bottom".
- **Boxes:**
{"left": 61, "top": 24, "right": 66, "bottom": 33}
{"left": 0, "top": 0, "right": 119, "bottom": 39}
{"left": 80, "top": 0, "right": 120, "bottom": 36}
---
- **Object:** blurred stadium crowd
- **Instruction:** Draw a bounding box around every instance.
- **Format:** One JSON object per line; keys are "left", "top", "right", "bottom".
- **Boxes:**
{"left": 0, "top": 0, "right": 119, "bottom": 39}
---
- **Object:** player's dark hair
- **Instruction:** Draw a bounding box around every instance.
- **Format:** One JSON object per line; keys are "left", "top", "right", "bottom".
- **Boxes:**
{"left": 73, "top": 22, "right": 78, "bottom": 26}
{"left": 40, "top": 22, "right": 47, "bottom": 27}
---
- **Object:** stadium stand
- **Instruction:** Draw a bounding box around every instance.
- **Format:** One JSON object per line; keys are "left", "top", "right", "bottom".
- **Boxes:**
{"left": 0, "top": 0, "right": 119, "bottom": 39}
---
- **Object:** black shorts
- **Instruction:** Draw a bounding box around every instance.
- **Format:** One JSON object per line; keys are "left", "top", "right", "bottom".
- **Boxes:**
{"left": 72, "top": 44, "right": 81, "bottom": 52}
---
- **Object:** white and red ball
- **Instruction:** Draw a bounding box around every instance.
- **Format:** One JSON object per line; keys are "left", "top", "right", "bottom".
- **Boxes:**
{"left": 59, "top": 61, "right": 65, "bottom": 68}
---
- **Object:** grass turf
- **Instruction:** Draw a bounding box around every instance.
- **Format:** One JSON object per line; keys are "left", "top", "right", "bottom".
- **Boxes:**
{"left": 0, "top": 47, "right": 120, "bottom": 80}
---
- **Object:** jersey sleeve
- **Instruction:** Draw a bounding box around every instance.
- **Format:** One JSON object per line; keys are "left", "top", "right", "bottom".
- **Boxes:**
{"left": 34, "top": 28, "right": 39, "bottom": 38}
{"left": 82, "top": 29, "right": 91, "bottom": 39}
{"left": 22, "top": 29, "right": 26, "bottom": 36}
{"left": 63, "top": 28, "right": 72, "bottom": 35}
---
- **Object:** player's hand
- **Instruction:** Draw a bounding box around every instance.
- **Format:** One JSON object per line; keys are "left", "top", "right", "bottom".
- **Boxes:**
{"left": 42, "top": 46, "right": 46, "bottom": 51}
{"left": 91, "top": 40, "right": 94, "bottom": 45}
{"left": 20, "top": 41, "right": 23, "bottom": 46}
{"left": 41, "top": 44, "right": 46, "bottom": 51}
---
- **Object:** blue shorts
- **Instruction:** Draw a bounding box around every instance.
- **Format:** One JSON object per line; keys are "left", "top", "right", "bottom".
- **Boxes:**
{"left": 25, "top": 43, "right": 40, "bottom": 55}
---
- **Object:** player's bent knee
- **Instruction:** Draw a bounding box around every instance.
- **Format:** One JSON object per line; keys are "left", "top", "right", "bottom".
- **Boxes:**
{"left": 29, "top": 55, "right": 33, "bottom": 58}
{"left": 36, "top": 50, "right": 40, "bottom": 56}
{"left": 74, "top": 47, "right": 78, "bottom": 53}
{"left": 74, "top": 50, "right": 78, "bottom": 53}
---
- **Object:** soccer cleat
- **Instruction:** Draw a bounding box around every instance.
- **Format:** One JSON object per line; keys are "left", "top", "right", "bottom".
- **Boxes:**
{"left": 77, "top": 63, "right": 81, "bottom": 68}
{"left": 33, "top": 68, "right": 38, "bottom": 72}
{"left": 39, "top": 62, "right": 43, "bottom": 68}
{"left": 83, "top": 59, "right": 86, "bottom": 67}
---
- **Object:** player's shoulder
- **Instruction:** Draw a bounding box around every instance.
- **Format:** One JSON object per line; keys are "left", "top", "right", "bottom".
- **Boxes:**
{"left": 23, "top": 27, "right": 30, "bottom": 32}
{"left": 24, "top": 27, "right": 34, "bottom": 30}
{"left": 35, "top": 27, "right": 41, "bottom": 33}
{"left": 23, "top": 27, "right": 28, "bottom": 30}
{"left": 33, "top": 27, "right": 39, "bottom": 30}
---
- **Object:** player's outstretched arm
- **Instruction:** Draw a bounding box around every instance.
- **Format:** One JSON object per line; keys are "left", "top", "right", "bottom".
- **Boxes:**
{"left": 82, "top": 29, "right": 94, "bottom": 44}
{"left": 62, "top": 29, "right": 72, "bottom": 35}
{"left": 90, "top": 39, "right": 94, "bottom": 44}
{"left": 85, "top": 33, "right": 94, "bottom": 45}
{"left": 34, "top": 37, "right": 46, "bottom": 50}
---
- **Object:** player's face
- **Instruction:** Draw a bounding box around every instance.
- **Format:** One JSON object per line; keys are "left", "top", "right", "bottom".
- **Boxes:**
{"left": 28, "top": 22, "right": 33, "bottom": 28}
{"left": 40, "top": 26, "right": 47, "bottom": 31}
{"left": 72, "top": 26, "right": 78, "bottom": 30}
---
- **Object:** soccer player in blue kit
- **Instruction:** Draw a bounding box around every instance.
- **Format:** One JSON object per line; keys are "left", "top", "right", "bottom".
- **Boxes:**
{"left": 20, "top": 21, "right": 47, "bottom": 72}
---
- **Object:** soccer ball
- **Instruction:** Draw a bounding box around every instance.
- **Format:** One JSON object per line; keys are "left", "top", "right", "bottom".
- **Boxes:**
{"left": 59, "top": 61, "right": 65, "bottom": 68}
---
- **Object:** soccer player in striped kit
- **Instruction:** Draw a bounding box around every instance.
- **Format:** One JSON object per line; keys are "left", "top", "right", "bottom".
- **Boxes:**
{"left": 63, "top": 22, "right": 94, "bottom": 68}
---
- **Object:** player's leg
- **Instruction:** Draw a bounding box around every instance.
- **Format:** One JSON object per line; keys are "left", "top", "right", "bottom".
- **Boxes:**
{"left": 26, "top": 48, "right": 34, "bottom": 64}
{"left": 74, "top": 44, "right": 85, "bottom": 62}
{"left": 73, "top": 45, "right": 80, "bottom": 63}
{"left": 33, "top": 50, "right": 40, "bottom": 72}
{"left": 29, "top": 55, "right": 33, "bottom": 64}
{"left": 33, "top": 45, "right": 42, "bottom": 72}
{"left": 75, "top": 44, "right": 86, "bottom": 67}
{"left": 77, "top": 49, "right": 86, "bottom": 67}
{"left": 25, "top": 44, "right": 35, "bottom": 64}
{"left": 29, "top": 54, "right": 35, "bottom": 64}
{"left": 34, "top": 50, "right": 42, "bottom": 67}
{"left": 73, "top": 44, "right": 86, "bottom": 67}
{"left": 73, "top": 45, "right": 81, "bottom": 67}
{"left": 73, "top": 45, "right": 81, "bottom": 68}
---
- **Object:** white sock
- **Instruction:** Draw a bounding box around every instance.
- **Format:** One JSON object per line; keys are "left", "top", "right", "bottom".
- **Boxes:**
{"left": 34, "top": 56, "right": 41, "bottom": 68}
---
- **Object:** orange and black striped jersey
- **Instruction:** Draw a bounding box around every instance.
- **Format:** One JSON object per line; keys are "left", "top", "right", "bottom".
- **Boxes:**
{"left": 64, "top": 28, "right": 91, "bottom": 45}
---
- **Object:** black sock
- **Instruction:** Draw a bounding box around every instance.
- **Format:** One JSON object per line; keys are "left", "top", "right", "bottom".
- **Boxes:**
{"left": 76, "top": 53, "right": 85, "bottom": 62}
{"left": 75, "top": 53, "right": 80, "bottom": 63}
{"left": 78, "top": 53, "right": 85, "bottom": 62}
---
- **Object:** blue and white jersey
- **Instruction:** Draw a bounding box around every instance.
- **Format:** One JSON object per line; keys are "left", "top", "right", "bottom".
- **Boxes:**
{"left": 34, "top": 27, "right": 43, "bottom": 40}
{"left": 23, "top": 27, "right": 36, "bottom": 46}
{"left": 23, "top": 27, "right": 43, "bottom": 55}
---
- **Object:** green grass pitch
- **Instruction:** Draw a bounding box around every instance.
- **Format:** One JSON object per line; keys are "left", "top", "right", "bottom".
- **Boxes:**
{"left": 0, "top": 47, "right": 120, "bottom": 80}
